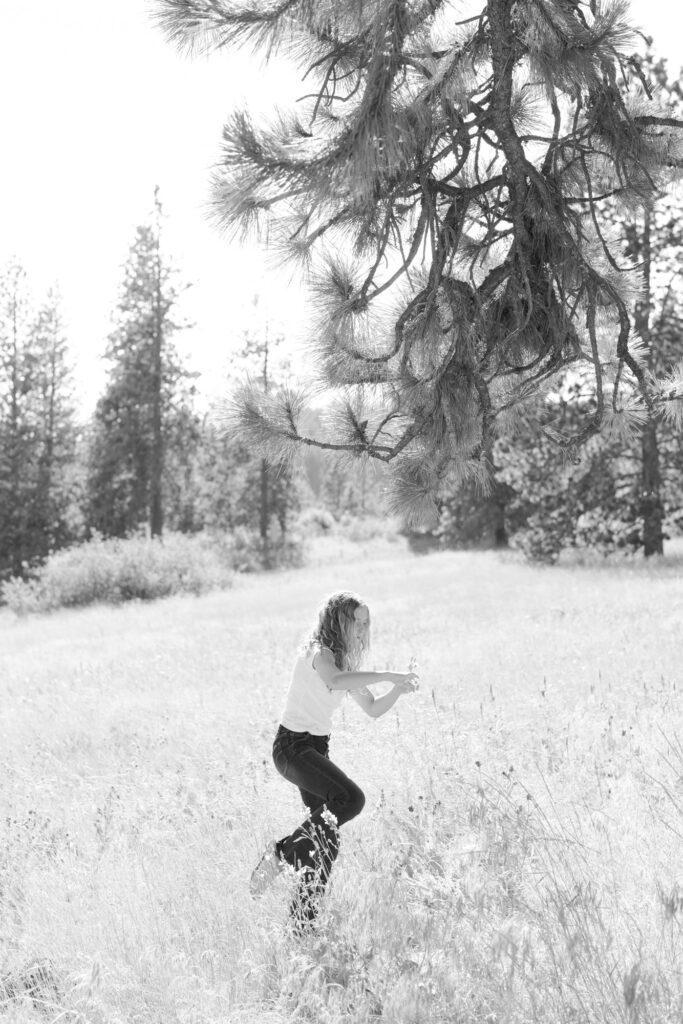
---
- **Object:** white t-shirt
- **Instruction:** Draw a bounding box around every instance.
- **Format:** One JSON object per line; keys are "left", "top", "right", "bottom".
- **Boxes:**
{"left": 280, "top": 646, "right": 346, "bottom": 736}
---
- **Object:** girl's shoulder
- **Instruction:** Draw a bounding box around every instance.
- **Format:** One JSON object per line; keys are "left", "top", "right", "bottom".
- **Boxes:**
{"left": 300, "top": 641, "right": 336, "bottom": 671}
{"left": 300, "top": 638, "right": 333, "bottom": 657}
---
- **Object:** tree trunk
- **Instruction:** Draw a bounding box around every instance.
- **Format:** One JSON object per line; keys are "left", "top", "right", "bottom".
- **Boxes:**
{"left": 259, "top": 318, "right": 271, "bottom": 567}
{"left": 9, "top": 283, "right": 23, "bottom": 576}
{"left": 641, "top": 420, "right": 664, "bottom": 556}
{"left": 492, "top": 485, "right": 508, "bottom": 549}
{"left": 40, "top": 332, "right": 57, "bottom": 550}
{"left": 633, "top": 206, "right": 663, "bottom": 557}
{"left": 260, "top": 458, "right": 271, "bottom": 568}
{"left": 150, "top": 186, "right": 164, "bottom": 539}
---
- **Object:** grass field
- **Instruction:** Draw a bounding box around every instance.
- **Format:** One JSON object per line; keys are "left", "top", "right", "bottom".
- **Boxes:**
{"left": 2, "top": 535, "right": 683, "bottom": 1023}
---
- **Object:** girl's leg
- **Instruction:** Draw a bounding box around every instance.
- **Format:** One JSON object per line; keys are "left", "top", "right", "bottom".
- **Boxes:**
{"left": 272, "top": 734, "right": 365, "bottom": 927}
{"left": 291, "top": 751, "right": 337, "bottom": 929}
{"left": 298, "top": 786, "right": 325, "bottom": 816}
{"left": 293, "top": 733, "right": 331, "bottom": 818}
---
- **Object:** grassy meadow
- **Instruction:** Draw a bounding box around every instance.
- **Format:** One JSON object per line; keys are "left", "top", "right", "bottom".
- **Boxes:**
{"left": 2, "top": 534, "right": 683, "bottom": 1023}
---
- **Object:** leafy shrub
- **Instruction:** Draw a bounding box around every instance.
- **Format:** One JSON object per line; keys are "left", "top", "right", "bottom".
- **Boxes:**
{"left": 216, "top": 524, "right": 306, "bottom": 573}
{"left": 296, "top": 507, "right": 336, "bottom": 535}
{"left": 663, "top": 508, "right": 683, "bottom": 538}
{"left": 1, "top": 533, "right": 234, "bottom": 614}
{"left": 338, "top": 513, "right": 399, "bottom": 543}
{"left": 511, "top": 509, "right": 574, "bottom": 565}
{"left": 574, "top": 508, "right": 642, "bottom": 554}
{"left": 435, "top": 478, "right": 513, "bottom": 550}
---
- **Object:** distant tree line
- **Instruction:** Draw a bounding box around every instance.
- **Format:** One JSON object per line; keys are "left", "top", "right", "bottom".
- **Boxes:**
{"left": 2, "top": 43, "right": 683, "bottom": 581}
{"left": 0, "top": 195, "right": 382, "bottom": 585}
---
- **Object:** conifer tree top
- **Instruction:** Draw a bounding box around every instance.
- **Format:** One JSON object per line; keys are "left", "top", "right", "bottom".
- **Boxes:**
{"left": 156, "top": 0, "right": 683, "bottom": 523}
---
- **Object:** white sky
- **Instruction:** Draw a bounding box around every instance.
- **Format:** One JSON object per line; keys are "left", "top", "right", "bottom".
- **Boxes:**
{"left": 1, "top": 0, "right": 681, "bottom": 414}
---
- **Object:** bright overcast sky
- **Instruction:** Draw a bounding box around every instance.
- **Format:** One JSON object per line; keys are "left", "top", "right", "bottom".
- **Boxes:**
{"left": 1, "top": 0, "right": 682, "bottom": 413}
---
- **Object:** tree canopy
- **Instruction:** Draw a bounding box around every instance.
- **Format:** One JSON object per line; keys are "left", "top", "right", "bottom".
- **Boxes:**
{"left": 156, "top": 0, "right": 683, "bottom": 522}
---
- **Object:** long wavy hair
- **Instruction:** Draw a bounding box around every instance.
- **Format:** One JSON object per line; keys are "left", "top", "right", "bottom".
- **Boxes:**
{"left": 304, "top": 591, "right": 370, "bottom": 671}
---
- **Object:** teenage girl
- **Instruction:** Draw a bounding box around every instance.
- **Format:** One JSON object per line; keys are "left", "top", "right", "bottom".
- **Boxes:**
{"left": 249, "top": 590, "right": 419, "bottom": 932}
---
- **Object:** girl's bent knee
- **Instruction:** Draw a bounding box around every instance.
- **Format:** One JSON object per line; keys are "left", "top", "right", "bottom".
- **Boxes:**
{"left": 347, "top": 784, "right": 365, "bottom": 819}
{"left": 329, "top": 782, "right": 365, "bottom": 823}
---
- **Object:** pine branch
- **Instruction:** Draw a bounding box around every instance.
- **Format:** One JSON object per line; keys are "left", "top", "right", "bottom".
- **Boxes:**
{"left": 154, "top": 0, "right": 301, "bottom": 58}
{"left": 154, "top": 0, "right": 683, "bottom": 524}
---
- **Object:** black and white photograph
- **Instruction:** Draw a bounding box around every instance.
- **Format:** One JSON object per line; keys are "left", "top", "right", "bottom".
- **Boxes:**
{"left": 2, "top": 0, "right": 683, "bottom": 1020}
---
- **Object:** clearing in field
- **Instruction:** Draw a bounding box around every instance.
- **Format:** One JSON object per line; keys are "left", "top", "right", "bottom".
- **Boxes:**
{"left": 2, "top": 537, "right": 683, "bottom": 1023}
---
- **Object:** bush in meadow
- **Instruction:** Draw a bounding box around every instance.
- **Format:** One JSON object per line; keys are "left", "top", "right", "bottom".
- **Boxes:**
{"left": 296, "top": 506, "right": 336, "bottom": 536}
{"left": 338, "top": 513, "right": 400, "bottom": 544}
{"left": 217, "top": 523, "right": 306, "bottom": 573}
{"left": 1, "top": 533, "right": 234, "bottom": 614}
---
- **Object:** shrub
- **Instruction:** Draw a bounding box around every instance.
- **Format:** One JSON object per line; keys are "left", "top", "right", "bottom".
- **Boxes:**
{"left": 215, "top": 525, "right": 306, "bottom": 573}
{"left": 296, "top": 507, "right": 336, "bottom": 535}
{"left": 338, "top": 514, "right": 399, "bottom": 543}
{"left": 511, "top": 508, "right": 574, "bottom": 565}
{"left": 574, "top": 508, "right": 642, "bottom": 554}
{"left": 1, "top": 533, "right": 234, "bottom": 614}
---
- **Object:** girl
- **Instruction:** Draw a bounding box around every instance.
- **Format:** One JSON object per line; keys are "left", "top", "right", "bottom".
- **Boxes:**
{"left": 250, "top": 591, "right": 419, "bottom": 932}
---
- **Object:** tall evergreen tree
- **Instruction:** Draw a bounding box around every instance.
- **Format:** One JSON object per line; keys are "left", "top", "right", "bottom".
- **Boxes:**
{"left": 437, "top": 51, "right": 683, "bottom": 559}
{"left": 0, "top": 262, "right": 34, "bottom": 576}
{"left": 157, "top": 0, "right": 683, "bottom": 524}
{"left": 200, "top": 308, "right": 303, "bottom": 563}
{"left": 162, "top": 395, "right": 204, "bottom": 532}
{"left": 0, "top": 265, "right": 78, "bottom": 577}
{"left": 185, "top": 300, "right": 306, "bottom": 560}
{"left": 237, "top": 305, "right": 303, "bottom": 566}
{"left": 28, "top": 287, "right": 79, "bottom": 558}
{"left": 616, "top": 53, "right": 683, "bottom": 554}
{"left": 87, "top": 190, "right": 193, "bottom": 538}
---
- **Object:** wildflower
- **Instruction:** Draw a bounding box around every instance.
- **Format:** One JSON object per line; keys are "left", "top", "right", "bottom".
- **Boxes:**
{"left": 321, "top": 807, "right": 339, "bottom": 830}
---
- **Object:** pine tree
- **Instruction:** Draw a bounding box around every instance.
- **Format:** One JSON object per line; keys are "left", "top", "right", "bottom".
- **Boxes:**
{"left": 162, "top": 395, "right": 204, "bottom": 532}
{"left": 437, "top": 50, "right": 683, "bottom": 559}
{"left": 27, "top": 288, "right": 79, "bottom": 558}
{"left": 0, "top": 262, "right": 34, "bottom": 576}
{"left": 616, "top": 53, "right": 683, "bottom": 554}
{"left": 87, "top": 191, "right": 193, "bottom": 538}
{"left": 156, "top": 0, "right": 683, "bottom": 524}
{"left": 0, "top": 265, "right": 79, "bottom": 577}
{"left": 215, "top": 306, "right": 302, "bottom": 565}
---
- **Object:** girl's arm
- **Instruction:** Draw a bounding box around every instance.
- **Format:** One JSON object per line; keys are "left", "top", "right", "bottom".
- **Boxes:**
{"left": 349, "top": 680, "right": 417, "bottom": 719}
{"left": 313, "top": 648, "right": 416, "bottom": 693}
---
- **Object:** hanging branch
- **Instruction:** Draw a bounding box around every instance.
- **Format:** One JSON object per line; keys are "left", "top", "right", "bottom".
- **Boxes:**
{"left": 156, "top": 0, "right": 683, "bottom": 521}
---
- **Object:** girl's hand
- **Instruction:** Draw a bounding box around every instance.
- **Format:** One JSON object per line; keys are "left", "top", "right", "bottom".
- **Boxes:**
{"left": 402, "top": 657, "right": 420, "bottom": 693}
{"left": 394, "top": 671, "right": 420, "bottom": 694}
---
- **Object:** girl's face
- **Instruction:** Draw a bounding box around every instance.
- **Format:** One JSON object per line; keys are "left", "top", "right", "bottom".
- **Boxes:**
{"left": 351, "top": 604, "right": 370, "bottom": 645}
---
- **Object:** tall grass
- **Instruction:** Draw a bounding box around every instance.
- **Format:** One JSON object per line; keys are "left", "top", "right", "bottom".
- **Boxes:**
{"left": 1, "top": 539, "right": 683, "bottom": 1022}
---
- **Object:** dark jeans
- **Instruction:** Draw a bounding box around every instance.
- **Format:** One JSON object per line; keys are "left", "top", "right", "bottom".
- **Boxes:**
{"left": 272, "top": 724, "right": 365, "bottom": 927}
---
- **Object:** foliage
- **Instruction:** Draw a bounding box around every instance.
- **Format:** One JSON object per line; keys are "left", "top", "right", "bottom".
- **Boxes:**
{"left": 156, "top": 0, "right": 683, "bottom": 524}
{"left": 215, "top": 522, "right": 306, "bottom": 573}
{"left": 86, "top": 192, "right": 199, "bottom": 539}
{"left": 437, "top": 384, "right": 649, "bottom": 562}
{"left": 0, "top": 264, "right": 80, "bottom": 579}
{"left": 231, "top": 314, "right": 303, "bottom": 568}
{"left": 301, "top": 407, "right": 392, "bottom": 519}
{"left": 434, "top": 474, "right": 512, "bottom": 550}
{"left": 196, "top": 413, "right": 307, "bottom": 568}
{"left": 159, "top": 396, "right": 205, "bottom": 533}
{"left": 435, "top": 51, "right": 683, "bottom": 562}
{"left": 1, "top": 532, "right": 234, "bottom": 614}
{"left": 296, "top": 506, "right": 337, "bottom": 536}
{"left": 196, "top": 314, "right": 306, "bottom": 566}
{"left": 611, "top": 53, "right": 683, "bottom": 555}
